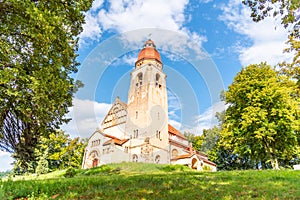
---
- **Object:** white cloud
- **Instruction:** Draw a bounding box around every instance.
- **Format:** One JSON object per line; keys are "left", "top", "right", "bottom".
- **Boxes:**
{"left": 79, "top": 0, "right": 104, "bottom": 43}
{"left": 98, "top": 0, "right": 187, "bottom": 32}
{"left": 220, "top": 0, "right": 293, "bottom": 66}
{"left": 80, "top": 12, "right": 102, "bottom": 41}
{"left": 60, "top": 98, "right": 111, "bottom": 138}
{"left": 183, "top": 101, "right": 226, "bottom": 135}
{"left": 79, "top": 0, "right": 207, "bottom": 58}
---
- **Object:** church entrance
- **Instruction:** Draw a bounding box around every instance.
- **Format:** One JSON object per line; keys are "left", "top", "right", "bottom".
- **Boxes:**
{"left": 191, "top": 158, "right": 198, "bottom": 169}
{"left": 92, "top": 158, "right": 98, "bottom": 168}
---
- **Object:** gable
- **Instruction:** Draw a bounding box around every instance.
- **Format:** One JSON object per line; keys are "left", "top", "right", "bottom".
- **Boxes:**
{"left": 168, "top": 124, "right": 187, "bottom": 140}
{"left": 101, "top": 97, "right": 127, "bottom": 130}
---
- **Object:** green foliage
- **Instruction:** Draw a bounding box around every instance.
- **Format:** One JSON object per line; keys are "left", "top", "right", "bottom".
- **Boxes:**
{"left": 183, "top": 132, "right": 204, "bottom": 151}
{"left": 35, "top": 130, "right": 87, "bottom": 171}
{"left": 0, "top": 0, "right": 93, "bottom": 172}
{"left": 64, "top": 167, "right": 76, "bottom": 178}
{"left": 35, "top": 149, "right": 49, "bottom": 175}
{"left": 281, "top": 36, "right": 300, "bottom": 94}
{"left": 242, "top": 0, "right": 299, "bottom": 38}
{"left": 221, "top": 63, "right": 300, "bottom": 169}
{"left": 0, "top": 171, "right": 10, "bottom": 178}
{"left": 201, "top": 126, "right": 221, "bottom": 154}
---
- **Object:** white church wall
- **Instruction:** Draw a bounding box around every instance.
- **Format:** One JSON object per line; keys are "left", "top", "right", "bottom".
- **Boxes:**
{"left": 102, "top": 123, "right": 126, "bottom": 139}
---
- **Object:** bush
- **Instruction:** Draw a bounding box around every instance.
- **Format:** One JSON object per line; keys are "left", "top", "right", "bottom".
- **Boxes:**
{"left": 64, "top": 168, "right": 76, "bottom": 178}
{"left": 202, "top": 165, "right": 211, "bottom": 171}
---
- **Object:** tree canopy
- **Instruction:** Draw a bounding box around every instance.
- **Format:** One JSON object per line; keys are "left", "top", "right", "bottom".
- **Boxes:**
{"left": 0, "top": 0, "right": 93, "bottom": 171}
{"left": 242, "top": 0, "right": 300, "bottom": 38}
{"left": 220, "top": 63, "right": 299, "bottom": 169}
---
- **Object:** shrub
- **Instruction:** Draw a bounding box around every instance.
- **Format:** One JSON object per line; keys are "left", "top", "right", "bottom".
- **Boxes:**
{"left": 202, "top": 165, "right": 211, "bottom": 171}
{"left": 64, "top": 168, "right": 76, "bottom": 178}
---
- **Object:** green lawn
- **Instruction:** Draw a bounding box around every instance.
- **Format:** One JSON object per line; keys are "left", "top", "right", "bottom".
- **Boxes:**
{"left": 1, "top": 163, "right": 299, "bottom": 200}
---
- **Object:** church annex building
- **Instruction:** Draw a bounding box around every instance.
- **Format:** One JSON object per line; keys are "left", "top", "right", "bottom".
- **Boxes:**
{"left": 82, "top": 40, "right": 216, "bottom": 171}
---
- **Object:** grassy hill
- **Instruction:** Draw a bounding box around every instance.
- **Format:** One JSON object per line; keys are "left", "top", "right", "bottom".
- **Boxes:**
{"left": 1, "top": 162, "right": 299, "bottom": 199}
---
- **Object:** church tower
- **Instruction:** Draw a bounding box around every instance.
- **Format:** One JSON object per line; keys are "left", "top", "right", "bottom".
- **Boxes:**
{"left": 83, "top": 39, "right": 217, "bottom": 170}
{"left": 126, "top": 39, "right": 169, "bottom": 163}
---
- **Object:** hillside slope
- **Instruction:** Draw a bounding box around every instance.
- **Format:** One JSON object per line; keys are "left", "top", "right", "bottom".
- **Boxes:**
{"left": 1, "top": 163, "right": 299, "bottom": 199}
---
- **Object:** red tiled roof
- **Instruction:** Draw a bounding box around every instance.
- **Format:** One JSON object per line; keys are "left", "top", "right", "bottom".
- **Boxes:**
{"left": 172, "top": 153, "right": 194, "bottom": 160}
{"left": 103, "top": 134, "right": 129, "bottom": 146}
{"left": 136, "top": 39, "right": 162, "bottom": 64}
{"left": 168, "top": 124, "right": 187, "bottom": 139}
{"left": 172, "top": 153, "right": 217, "bottom": 166}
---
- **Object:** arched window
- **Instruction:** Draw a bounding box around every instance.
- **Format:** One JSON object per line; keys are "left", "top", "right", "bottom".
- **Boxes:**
{"left": 132, "top": 154, "right": 138, "bottom": 162}
{"left": 171, "top": 149, "right": 178, "bottom": 158}
{"left": 155, "top": 155, "right": 160, "bottom": 163}
{"left": 156, "top": 73, "right": 160, "bottom": 82}
{"left": 192, "top": 158, "right": 198, "bottom": 169}
{"left": 155, "top": 73, "right": 161, "bottom": 88}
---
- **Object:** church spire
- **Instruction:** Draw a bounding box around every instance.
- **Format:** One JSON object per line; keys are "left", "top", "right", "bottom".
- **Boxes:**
{"left": 135, "top": 39, "right": 162, "bottom": 69}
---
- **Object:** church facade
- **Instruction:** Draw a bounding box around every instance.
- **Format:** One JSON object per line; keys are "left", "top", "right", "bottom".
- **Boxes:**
{"left": 82, "top": 40, "right": 216, "bottom": 171}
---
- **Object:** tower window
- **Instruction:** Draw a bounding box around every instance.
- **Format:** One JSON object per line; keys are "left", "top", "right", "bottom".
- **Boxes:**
{"left": 156, "top": 73, "right": 160, "bottom": 82}
{"left": 132, "top": 154, "right": 138, "bottom": 162}
{"left": 155, "top": 73, "right": 161, "bottom": 88}
{"left": 136, "top": 111, "right": 138, "bottom": 119}
{"left": 133, "top": 129, "right": 138, "bottom": 138}
{"left": 137, "top": 72, "right": 143, "bottom": 87}
{"left": 155, "top": 155, "right": 160, "bottom": 163}
{"left": 156, "top": 130, "right": 161, "bottom": 139}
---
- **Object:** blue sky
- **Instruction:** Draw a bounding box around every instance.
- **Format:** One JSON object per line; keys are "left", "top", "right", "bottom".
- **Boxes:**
{"left": 0, "top": 0, "right": 293, "bottom": 172}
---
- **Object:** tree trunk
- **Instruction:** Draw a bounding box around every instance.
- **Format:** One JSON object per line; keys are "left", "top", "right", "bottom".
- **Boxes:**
{"left": 264, "top": 139, "right": 280, "bottom": 170}
{"left": 271, "top": 158, "right": 279, "bottom": 170}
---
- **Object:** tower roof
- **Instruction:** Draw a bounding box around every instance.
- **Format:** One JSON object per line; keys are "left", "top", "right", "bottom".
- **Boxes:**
{"left": 136, "top": 39, "right": 162, "bottom": 64}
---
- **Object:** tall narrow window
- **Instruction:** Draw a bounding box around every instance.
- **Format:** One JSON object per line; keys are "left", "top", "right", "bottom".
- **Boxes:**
{"left": 155, "top": 73, "right": 161, "bottom": 87}
{"left": 137, "top": 72, "right": 143, "bottom": 87}
{"left": 156, "top": 130, "right": 161, "bottom": 139}
{"left": 133, "top": 129, "right": 138, "bottom": 138}
{"left": 125, "top": 147, "right": 129, "bottom": 153}
{"left": 136, "top": 111, "right": 138, "bottom": 119}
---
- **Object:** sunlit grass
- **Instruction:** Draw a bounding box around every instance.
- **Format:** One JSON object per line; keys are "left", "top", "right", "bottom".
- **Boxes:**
{"left": 1, "top": 163, "right": 299, "bottom": 199}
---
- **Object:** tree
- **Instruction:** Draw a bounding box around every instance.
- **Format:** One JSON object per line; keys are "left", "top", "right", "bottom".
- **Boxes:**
{"left": 221, "top": 63, "right": 299, "bottom": 169}
{"left": 201, "top": 127, "right": 221, "bottom": 154}
{"left": 243, "top": 1, "right": 300, "bottom": 94}
{"left": 0, "top": 0, "right": 93, "bottom": 172}
{"left": 201, "top": 112, "right": 224, "bottom": 154}
{"left": 183, "top": 132, "right": 204, "bottom": 151}
{"left": 242, "top": 0, "right": 300, "bottom": 38}
{"left": 34, "top": 130, "right": 87, "bottom": 171}
{"left": 35, "top": 149, "right": 49, "bottom": 175}
{"left": 280, "top": 36, "right": 300, "bottom": 93}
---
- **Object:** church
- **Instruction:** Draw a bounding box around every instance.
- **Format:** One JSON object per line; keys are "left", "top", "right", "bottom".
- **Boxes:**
{"left": 82, "top": 39, "right": 216, "bottom": 171}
